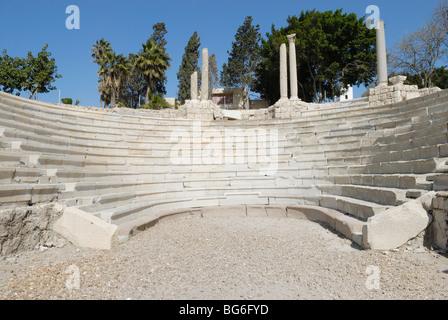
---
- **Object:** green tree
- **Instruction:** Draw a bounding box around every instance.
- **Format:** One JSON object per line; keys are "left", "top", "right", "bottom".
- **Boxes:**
{"left": 24, "top": 45, "right": 62, "bottom": 99}
{"left": 177, "top": 31, "right": 201, "bottom": 103}
{"left": 150, "top": 22, "right": 169, "bottom": 95}
{"left": 135, "top": 40, "right": 171, "bottom": 105}
{"left": 61, "top": 98, "right": 73, "bottom": 105}
{"left": 432, "top": 66, "right": 448, "bottom": 88}
{"left": 91, "top": 39, "right": 113, "bottom": 107}
{"left": 389, "top": 18, "right": 447, "bottom": 88}
{"left": 10, "top": 45, "right": 62, "bottom": 100}
{"left": 221, "top": 16, "right": 261, "bottom": 107}
{"left": 1, "top": 45, "right": 61, "bottom": 99}
{"left": 139, "top": 92, "right": 171, "bottom": 110}
{"left": 120, "top": 53, "right": 146, "bottom": 108}
{"left": 209, "top": 53, "right": 219, "bottom": 93}
{"left": 98, "top": 81, "right": 111, "bottom": 107}
{"left": 150, "top": 22, "right": 168, "bottom": 50}
{"left": 254, "top": 10, "right": 376, "bottom": 104}
{"left": 398, "top": 66, "right": 448, "bottom": 89}
{"left": 0, "top": 50, "right": 26, "bottom": 95}
{"left": 99, "top": 51, "right": 130, "bottom": 108}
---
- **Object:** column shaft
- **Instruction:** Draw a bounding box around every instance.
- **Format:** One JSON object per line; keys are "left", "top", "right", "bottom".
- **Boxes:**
{"left": 201, "top": 48, "right": 209, "bottom": 101}
{"left": 191, "top": 71, "right": 198, "bottom": 101}
{"left": 376, "top": 20, "right": 388, "bottom": 86}
{"left": 287, "top": 34, "right": 298, "bottom": 100}
{"left": 279, "top": 43, "right": 288, "bottom": 101}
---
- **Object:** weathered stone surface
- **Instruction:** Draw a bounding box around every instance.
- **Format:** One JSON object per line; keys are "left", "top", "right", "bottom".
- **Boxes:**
{"left": 279, "top": 43, "right": 288, "bottom": 102}
{"left": 0, "top": 203, "right": 65, "bottom": 256}
{"left": 246, "top": 206, "right": 268, "bottom": 217}
{"left": 201, "top": 48, "right": 209, "bottom": 101}
{"left": 432, "top": 209, "right": 448, "bottom": 250}
{"left": 376, "top": 20, "right": 388, "bottom": 86}
{"left": 389, "top": 75, "right": 407, "bottom": 86}
{"left": 265, "top": 206, "right": 287, "bottom": 218}
{"left": 201, "top": 206, "right": 246, "bottom": 218}
{"left": 191, "top": 71, "right": 198, "bottom": 102}
{"left": 1, "top": 78, "right": 448, "bottom": 254}
{"left": 53, "top": 207, "right": 118, "bottom": 250}
{"left": 362, "top": 198, "right": 433, "bottom": 250}
{"left": 287, "top": 34, "right": 299, "bottom": 100}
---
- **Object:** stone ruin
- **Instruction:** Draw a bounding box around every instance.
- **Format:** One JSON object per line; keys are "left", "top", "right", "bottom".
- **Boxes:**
{"left": 0, "top": 20, "right": 447, "bottom": 256}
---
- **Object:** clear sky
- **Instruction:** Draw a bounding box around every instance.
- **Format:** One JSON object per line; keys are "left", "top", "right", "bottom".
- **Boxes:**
{"left": 0, "top": 0, "right": 442, "bottom": 106}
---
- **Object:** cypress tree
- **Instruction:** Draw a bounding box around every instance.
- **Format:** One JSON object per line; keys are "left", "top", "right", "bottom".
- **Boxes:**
{"left": 177, "top": 31, "right": 201, "bottom": 103}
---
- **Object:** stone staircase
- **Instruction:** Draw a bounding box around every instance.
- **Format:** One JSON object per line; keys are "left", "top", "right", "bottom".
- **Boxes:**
{"left": 1, "top": 89, "right": 448, "bottom": 252}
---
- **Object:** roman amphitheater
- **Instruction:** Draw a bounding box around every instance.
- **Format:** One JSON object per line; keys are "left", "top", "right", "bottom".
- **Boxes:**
{"left": 1, "top": 24, "right": 448, "bottom": 300}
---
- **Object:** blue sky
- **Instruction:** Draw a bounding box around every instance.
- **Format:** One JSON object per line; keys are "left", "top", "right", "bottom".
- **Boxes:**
{"left": 0, "top": 0, "right": 442, "bottom": 106}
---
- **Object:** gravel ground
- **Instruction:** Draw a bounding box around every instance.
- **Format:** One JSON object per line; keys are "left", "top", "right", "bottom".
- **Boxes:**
{"left": 0, "top": 215, "right": 447, "bottom": 300}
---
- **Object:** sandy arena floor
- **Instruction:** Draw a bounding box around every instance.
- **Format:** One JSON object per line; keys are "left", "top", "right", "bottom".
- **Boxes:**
{"left": 0, "top": 215, "right": 447, "bottom": 300}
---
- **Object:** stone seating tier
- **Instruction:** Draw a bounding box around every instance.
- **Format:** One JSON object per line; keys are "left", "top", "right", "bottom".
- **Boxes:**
{"left": 0, "top": 89, "right": 447, "bottom": 252}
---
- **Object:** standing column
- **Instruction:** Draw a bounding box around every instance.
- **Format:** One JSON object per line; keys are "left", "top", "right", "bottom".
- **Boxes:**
{"left": 279, "top": 43, "right": 288, "bottom": 101}
{"left": 191, "top": 71, "right": 198, "bottom": 102}
{"left": 201, "top": 48, "right": 209, "bottom": 101}
{"left": 287, "top": 34, "right": 299, "bottom": 100}
{"left": 376, "top": 20, "right": 388, "bottom": 86}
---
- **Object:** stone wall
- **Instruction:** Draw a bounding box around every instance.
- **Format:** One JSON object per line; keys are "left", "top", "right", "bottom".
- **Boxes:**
{"left": 240, "top": 107, "right": 274, "bottom": 120}
{"left": 0, "top": 203, "right": 67, "bottom": 256}
{"left": 179, "top": 100, "right": 224, "bottom": 120}
{"left": 431, "top": 191, "right": 448, "bottom": 250}
{"left": 366, "top": 76, "right": 442, "bottom": 108}
{"left": 367, "top": 84, "right": 420, "bottom": 107}
{"left": 272, "top": 99, "right": 342, "bottom": 119}
{"left": 249, "top": 100, "right": 270, "bottom": 110}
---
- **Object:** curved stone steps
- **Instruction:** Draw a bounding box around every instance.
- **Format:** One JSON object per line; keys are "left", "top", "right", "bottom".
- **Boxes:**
{"left": 318, "top": 184, "right": 420, "bottom": 207}
{"left": 114, "top": 204, "right": 366, "bottom": 247}
{"left": 319, "top": 194, "right": 390, "bottom": 221}
{"left": 335, "top": 173, "right": 434, "bottom": 191}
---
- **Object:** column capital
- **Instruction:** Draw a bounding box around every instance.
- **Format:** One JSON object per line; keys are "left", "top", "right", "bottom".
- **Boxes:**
{"left": 287, "top": 34, "right": 296, "bottom": 43}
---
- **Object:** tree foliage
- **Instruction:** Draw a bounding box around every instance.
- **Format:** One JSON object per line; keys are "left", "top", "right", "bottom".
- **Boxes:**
{"left": 61, "top": 98, "right": 73, "bottom": 105}
{"left": 91, "top": 39, "right": 113, "bottom": 108}
{"left": 98, "top": 51, "right": 130, "bottom": 108}
{"left": 150, "top": 22, "right": 168, "bottom": 50}
{"left": 136, "top": 39, "right": 171, "bottom": 105}
{"left": 149, "top": 22, "right": 169, "bottom": 95}
{"left": 254, "top": 10, "right": 376, "bottom": 104}
{"left": 0, "top": 50, "right": 25, "bottom": 95}
{"left": 209, "top": 53, "right": 219, "bottom": 92}
{"left": 92, "top": 32, "right": 171, "bottom": 109}
{"left": 177, "top": 31, "right": 201, "bottom": 103}
{"left": 120, "top": 53, "right": 146, "bottom": 109}
{"left": 0, "top": 45, "right": 61, "bottom": 99}
{"left": 396, "top": 66, "right": 448, "bottom": 89}
{"left": 389, "top": 2, "right": 448, "bottom": 88}
{"left": 220, "top": 16, "right": 261, "bottom": 104}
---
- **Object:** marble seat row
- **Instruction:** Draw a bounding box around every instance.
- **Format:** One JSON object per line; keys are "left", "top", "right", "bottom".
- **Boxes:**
{"left": 1, "top": 89, "right": 448, "bottom": 250}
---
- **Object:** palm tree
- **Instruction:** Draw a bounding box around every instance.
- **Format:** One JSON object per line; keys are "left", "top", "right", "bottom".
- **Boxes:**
{"left": 98, "top": 80, "right": 111, "bottom": 107}
{"left": 135, "top": 40, "right": 171, "bottom": 105}
{"left": 99, "top": 51, "right": 130, "bottom": 108}
{"left": 91, "top": 39, "right": 112, "bottom": 108}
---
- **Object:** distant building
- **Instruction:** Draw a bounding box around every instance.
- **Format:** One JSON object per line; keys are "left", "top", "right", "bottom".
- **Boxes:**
{"left": 164, "top": 97, "right": 176, "bottom": 107}
{"left": 335, "top": 86, "right": 354, "bottom": 102}
{"left": 211, "top": 88, "right": 269, "bottom": 110}
{"left": 211, "top": 88, "right": 249, "bottom": 110}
